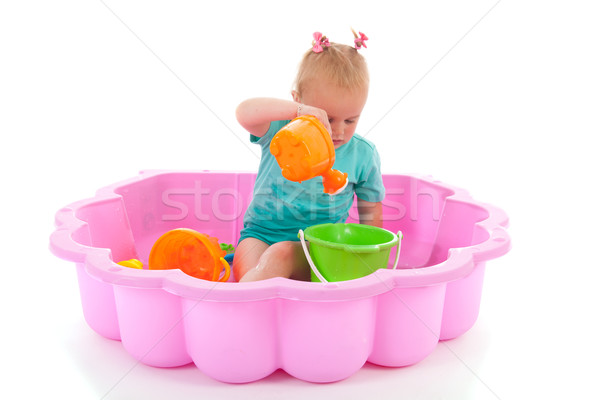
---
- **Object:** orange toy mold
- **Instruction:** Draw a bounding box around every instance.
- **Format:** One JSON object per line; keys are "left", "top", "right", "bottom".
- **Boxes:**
{"left": 149, "top": 228, "right": 230, "bottom": 282}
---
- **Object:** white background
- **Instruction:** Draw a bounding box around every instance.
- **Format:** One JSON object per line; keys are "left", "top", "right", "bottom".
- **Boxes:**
{"left": 1, "top": 0, "right": 599, "bottom": 399}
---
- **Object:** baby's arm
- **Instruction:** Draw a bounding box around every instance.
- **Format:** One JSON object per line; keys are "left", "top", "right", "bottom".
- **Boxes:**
{"left": 236, "top": 98, "right": 297, "bottom": 137}
{"left": 236, "top": 98, "right": 331, "bottom": 137}
{"left": 357, "top": 198, "right": 383, "bottom": 228}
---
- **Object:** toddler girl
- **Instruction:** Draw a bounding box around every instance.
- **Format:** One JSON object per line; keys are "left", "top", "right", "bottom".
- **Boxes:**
{"left": 234, "top": 31, "right": 385, "bottom": 282}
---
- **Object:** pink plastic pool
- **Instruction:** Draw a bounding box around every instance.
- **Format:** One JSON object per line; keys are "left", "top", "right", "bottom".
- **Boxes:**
{"left": 49, "top": 170, "right": 510, "bottom": 383}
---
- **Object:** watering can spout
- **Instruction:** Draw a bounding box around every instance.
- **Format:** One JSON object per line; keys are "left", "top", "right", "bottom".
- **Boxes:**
{"left": 322, "top": 169, "right": 348, "bottom": 194}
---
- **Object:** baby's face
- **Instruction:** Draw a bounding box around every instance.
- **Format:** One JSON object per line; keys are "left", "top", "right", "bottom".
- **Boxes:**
{"left": 300, "top": 80, "right": 368, "bottom": 148}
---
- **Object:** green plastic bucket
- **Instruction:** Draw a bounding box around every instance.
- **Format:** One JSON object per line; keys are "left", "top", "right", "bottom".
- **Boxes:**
{"left": 299, "top": 223, "right": 403, "bottom": 282}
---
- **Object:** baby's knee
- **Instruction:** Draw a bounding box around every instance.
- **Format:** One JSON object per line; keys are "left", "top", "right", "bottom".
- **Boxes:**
{"left": 262, "top": 241, "right": 310, "bottom": 281}
{"left": 239, "top": 241, "right": 307, "bottom": 282}
{"left": 264, "top": 241, "right": 297, "bottom": 259}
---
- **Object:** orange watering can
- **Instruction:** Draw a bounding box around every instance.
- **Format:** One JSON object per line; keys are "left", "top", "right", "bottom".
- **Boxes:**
{"left": 148, "top": 228, "right": 230, "bottom": 282}
{"left": 270, "top": 115, "right": 348, "bottom": 195}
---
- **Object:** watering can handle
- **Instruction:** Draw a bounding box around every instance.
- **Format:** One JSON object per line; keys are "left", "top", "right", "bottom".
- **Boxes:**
{"left": 392, "top": 231, "right": 403, "bottom": 270}
{"left": 298, "top": 229, "right": 328, "bottom": 283}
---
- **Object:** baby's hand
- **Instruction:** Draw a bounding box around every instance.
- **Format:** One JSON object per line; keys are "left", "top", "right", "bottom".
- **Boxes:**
{"left": 298, "top": 104, "right": 332, "bottom": 136}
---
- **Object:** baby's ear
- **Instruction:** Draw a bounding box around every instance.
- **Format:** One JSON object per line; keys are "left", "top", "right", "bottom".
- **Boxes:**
{"left": 291, "top": 90, "right": 300, "bottom": 103}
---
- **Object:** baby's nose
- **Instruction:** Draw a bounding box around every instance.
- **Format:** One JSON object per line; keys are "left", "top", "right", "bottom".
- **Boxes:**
{"left": 331, "top": 124, "right": 344, "bottom": 137}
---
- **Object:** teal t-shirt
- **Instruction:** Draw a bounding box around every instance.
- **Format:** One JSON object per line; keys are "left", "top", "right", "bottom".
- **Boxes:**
{"left": 239, "top": 120, "right": 385, "bottom": 245}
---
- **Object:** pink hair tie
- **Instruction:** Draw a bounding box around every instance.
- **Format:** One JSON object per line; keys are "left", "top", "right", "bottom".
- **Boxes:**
{"left": 352, "top": 29, "right": 368, "bottom": 50}
{"left": 312, "top": 32, "right": 330, "bottom": 53}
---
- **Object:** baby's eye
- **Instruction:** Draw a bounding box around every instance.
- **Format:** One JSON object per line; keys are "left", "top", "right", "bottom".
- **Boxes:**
{"left": 345, "top": 119, "right": 356, "bottom": 124}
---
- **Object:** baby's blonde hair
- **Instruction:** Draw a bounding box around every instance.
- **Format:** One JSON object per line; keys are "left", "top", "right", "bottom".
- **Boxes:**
{"left": 294, "top": 42, "right": 369, "bottom": 96}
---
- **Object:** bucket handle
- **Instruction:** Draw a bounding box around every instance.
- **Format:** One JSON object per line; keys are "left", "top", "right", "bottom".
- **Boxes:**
{"left": 298, "top": 229, "right": 404, "bottom": 283}
{"left": 391, "top": 231, "right": 403, "bottom": 270}
{"left": 217, "top": 257, "right": 231, "bottom": 282}
{"left": 298, "top": 229, "right": 328, "bottom": 283}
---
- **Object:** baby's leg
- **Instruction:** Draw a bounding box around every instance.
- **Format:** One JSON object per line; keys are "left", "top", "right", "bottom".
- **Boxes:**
{"left": 238, "top": 241, "right": 311, "bottom": 282}
{"left": 233, "top": 237, "right": 269, "bottom": 282}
